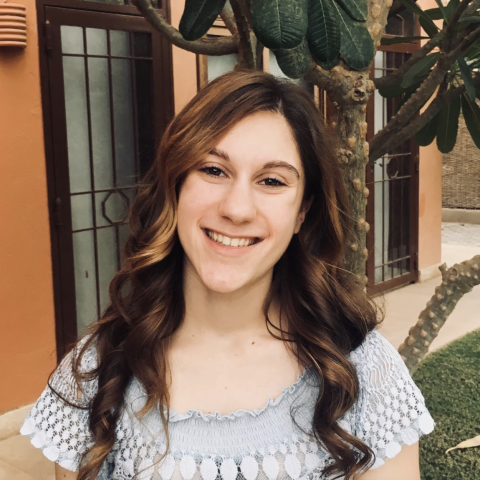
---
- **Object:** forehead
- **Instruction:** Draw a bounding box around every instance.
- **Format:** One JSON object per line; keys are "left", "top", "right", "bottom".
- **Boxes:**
{"left": 213, "top": 111, "right": 302, "bottom": 169}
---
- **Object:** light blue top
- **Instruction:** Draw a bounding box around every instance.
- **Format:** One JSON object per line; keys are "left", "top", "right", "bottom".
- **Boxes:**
{"left": 20, "top": 329, "right": 435, "bottom": 480}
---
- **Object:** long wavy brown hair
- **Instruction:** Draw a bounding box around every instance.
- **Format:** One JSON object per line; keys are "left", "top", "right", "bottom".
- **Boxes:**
{"left": 49, "top": 69, "right": 385, "bottom": 480}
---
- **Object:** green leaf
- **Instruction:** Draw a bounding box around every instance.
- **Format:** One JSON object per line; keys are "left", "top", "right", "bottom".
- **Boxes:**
{"left": 459, "top": 16, "right": 480, "bottom": 23}
{"left": 434, "top": 0, "right": 448, "bottom": 22}
{"left": 461, "top": 94, "right": 480, "bottom": 149}
{"left": 179, "top": 0, "right": 227, "bottom": 41}
{"left": 331, "top": 1, "right": 374, "bottom": 70}
{"left": 464, "top": 40, "right": 480, "bottom": 60}
{"left": 424, "top": 7, "right": 443, "bottom": 20}
{"left": 445, "top": 0, "right": 460, "bottom": 20}
{"left": 274, "top": 38, "right": 312, "bottom": 79}
{"left": 381, "top": 35, "right": 429, "bottom": 45}
{"left": 436, "top": 95, "right": 461, "bottom": 153}
{"left": 251, "top": 0, "right": 308, "bottom": 49}
{"left": 378, "top": 82, "right": 406, "bottom": 98}
{"left": 307, "top": 0, "right": 341, "bottom": 64}
{"left": 334, "top": 0, "right": 367, "bottom": 21}
{"left": 401, "top": 52, "right": 439, "bottom": 88}
{"left": 415, "top": 112, "right": 440, "bottom": 146}
{"left": 419, "top": 16, "right": 440, "bottom": 37}
{"left": 458, "top": 57, "right": 476, "bottom": 101}
{"left": 399, "top": 0, "right": 439, "bottom": 37}
{"left": 316, "top": 55, "right": 340, "bottom": 69}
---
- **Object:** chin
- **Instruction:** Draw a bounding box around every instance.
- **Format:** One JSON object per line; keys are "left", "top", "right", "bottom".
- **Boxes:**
{"left": 200, "top": 272, "right": 252, "bottom": 294}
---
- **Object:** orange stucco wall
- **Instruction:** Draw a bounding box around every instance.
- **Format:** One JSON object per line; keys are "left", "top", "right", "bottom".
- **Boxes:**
{"left": 0, "top": 0, "right": 57, "bottom": 413}
{"left": 417, "top": 0, "right": 443, "bottom": 272}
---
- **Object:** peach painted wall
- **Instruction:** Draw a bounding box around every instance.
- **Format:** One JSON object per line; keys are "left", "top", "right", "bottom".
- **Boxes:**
{"left": 0, "top": 0, "right": 57, "bottom": 413}
{"left": 417, "top": 0, "right": 443, "bottom": 272}
{"left": 170, "top": 1, "right": 197, "bottom": 112}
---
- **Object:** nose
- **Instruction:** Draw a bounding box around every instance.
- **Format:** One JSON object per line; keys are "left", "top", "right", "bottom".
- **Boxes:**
{"left": 218, "top": 178, "right": 257, "bottom": 224}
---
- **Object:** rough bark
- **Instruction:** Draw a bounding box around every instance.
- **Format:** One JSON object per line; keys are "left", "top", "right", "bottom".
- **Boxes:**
{"left": 399, "top": 255, "right": 480, "bottom": 375}
{"left": 230, "top": 0, "right": 263, "bottom": 69}
{"left": 132, "top": 0, "right": 238, "bottom": 55}
{"left": 329, "top": 80, "right": 374, "bottom": 285}
{"left": 313, "top": 0, "right": 391, "bottom": 286}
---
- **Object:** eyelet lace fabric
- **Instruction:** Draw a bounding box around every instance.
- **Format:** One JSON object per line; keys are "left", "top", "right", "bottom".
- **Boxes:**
{"left": 20, "top": 329, "right": 435, "bottom": 479}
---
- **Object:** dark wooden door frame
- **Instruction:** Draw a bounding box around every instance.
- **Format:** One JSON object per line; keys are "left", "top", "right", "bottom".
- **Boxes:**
{"left": 36, "top": 0, "right": 174, "bottom": 360}
{"left": 366, "top": 41, "right": 420, "bottom": 296}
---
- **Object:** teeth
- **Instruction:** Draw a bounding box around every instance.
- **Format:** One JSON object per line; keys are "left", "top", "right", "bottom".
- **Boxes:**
{"left": 206, "top": 229, "right": 256, "bottom": 247}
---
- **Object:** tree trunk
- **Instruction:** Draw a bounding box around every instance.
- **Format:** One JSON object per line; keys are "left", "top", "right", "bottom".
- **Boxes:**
{"left": 399, "top": 255, "right": 480, "bottom": 375}
{"left": 326, "top": 69, "right": 375, "bottom": 287}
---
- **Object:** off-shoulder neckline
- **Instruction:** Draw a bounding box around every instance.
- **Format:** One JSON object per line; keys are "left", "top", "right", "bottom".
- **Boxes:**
{"left": 163, "top": 364, "right": 314, "bottom": 423}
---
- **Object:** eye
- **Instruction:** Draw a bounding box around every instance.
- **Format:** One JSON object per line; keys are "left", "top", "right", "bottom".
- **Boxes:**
{"left": 259, "top": 177, "right": 286, "bottom": 188}
{"left": 199, "top": 165, "right": 286, "bottom": 188}
{"left": 199, "top": 166, "right": 227, "bottom": 178}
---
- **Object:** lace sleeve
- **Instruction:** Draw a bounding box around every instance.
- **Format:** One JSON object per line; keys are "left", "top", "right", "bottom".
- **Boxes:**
{"left": 351, "top": 329, "right": 436, "bottom": 470}
{"left": 20, "top": 335, "right": 113, "bottom": 479}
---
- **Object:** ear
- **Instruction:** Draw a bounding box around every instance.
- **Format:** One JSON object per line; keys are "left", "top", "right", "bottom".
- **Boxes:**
{"left": 294, "top": 196, "right": 314, "bottom": 234}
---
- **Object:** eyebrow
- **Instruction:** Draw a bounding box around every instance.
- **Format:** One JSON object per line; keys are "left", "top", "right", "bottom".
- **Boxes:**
{"left": 208, "top": 148, "right": 301, "bottom": 180}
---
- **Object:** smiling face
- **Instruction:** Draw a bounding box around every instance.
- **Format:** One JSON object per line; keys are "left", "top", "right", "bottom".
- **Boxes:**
{"left": 176, "top": 111, "right": 310, "bottom": 295}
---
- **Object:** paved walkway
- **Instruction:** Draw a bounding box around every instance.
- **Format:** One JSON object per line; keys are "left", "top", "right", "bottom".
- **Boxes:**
{"left": 1, "top": 224, "right": 479, "bottom": 480}
{"left": 442, "top": 222, "right": 480, "bottom": 247}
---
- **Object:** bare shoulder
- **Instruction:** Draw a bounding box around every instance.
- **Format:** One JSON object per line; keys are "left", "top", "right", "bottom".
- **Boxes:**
{"left": 355, "top": 442, "right": 421, "bottom": 480}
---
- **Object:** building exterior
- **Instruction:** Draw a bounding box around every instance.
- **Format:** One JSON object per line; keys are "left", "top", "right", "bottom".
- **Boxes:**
{"left": 0, "top": 0, "right": 443, "bottom": 414}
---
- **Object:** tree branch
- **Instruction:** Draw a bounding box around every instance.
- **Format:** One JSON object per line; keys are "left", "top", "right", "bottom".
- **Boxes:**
{"left": 304, "top": 62, "right": 340, "bottom": 99}
{"left": 369, "top": 23, "right": 480, "bottom": 155}
{"left": 373, "top": 33, "right": 445, "bottom": 89}
{"left": 220, "top": 3, "right": 238, "bottom": 36}
{"left": 132, "top": 0, "right": 238, "bottom": 55}
{"left": 369, "top": 73, "right": 480, "bottom": 161}
{"left": 376, "top": 0, "right": 474, "bottom": 89}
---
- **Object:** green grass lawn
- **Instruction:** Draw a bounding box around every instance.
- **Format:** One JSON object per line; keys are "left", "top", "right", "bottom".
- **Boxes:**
{"left": 413, "top": 327, "right": 480, "bottom": 480}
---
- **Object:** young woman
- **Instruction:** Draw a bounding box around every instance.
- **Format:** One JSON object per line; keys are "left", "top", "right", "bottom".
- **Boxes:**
{"left": 21, "top": 69, "right": 435, "bottom": 480}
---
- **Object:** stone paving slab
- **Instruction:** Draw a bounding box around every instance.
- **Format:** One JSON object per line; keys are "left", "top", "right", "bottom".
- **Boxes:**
{"left": 442, "top": 222, "right": 480, "bottom": 247}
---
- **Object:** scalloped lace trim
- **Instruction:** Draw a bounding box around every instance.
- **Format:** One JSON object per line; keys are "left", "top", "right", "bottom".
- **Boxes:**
{"left": 19, "top": 328, "right": 437, "bottom": 479}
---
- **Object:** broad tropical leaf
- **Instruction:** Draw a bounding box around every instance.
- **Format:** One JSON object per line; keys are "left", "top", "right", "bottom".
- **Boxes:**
{"left": 251, "top": 0, "right": 308, "bottom": 49}
{"left": 179, "top": 0, "right": 227, "bottom": 41}
{"left": 458, "top": 57, "right": 476, "bottom": 101}
{"left": 307, "top": 0, "right": 340, "bottom": 64}
{"left": 331, "top": 2, "right": 374, "bottom": 70}
{"left": 415, "top": 113, "right": 440, "bottom": 146}
{"left": 436, "top": 95, "right": 461, "bottom": 153}
{"left": 401, "top": 52, "right": 440, "bottom": 88}
{"left": 274, "top": 38, "right": 312, "bottom": 78}
{"left": 461, "top": 94, "right": 480, "bottom": 149}
{"left": 334, "top": 0, "right": 367, "bottom": 21}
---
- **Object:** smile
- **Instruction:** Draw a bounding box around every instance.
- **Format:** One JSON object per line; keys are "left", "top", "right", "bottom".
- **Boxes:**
{"left": 202, "top": 228, "right": 263, "bottom": 248}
